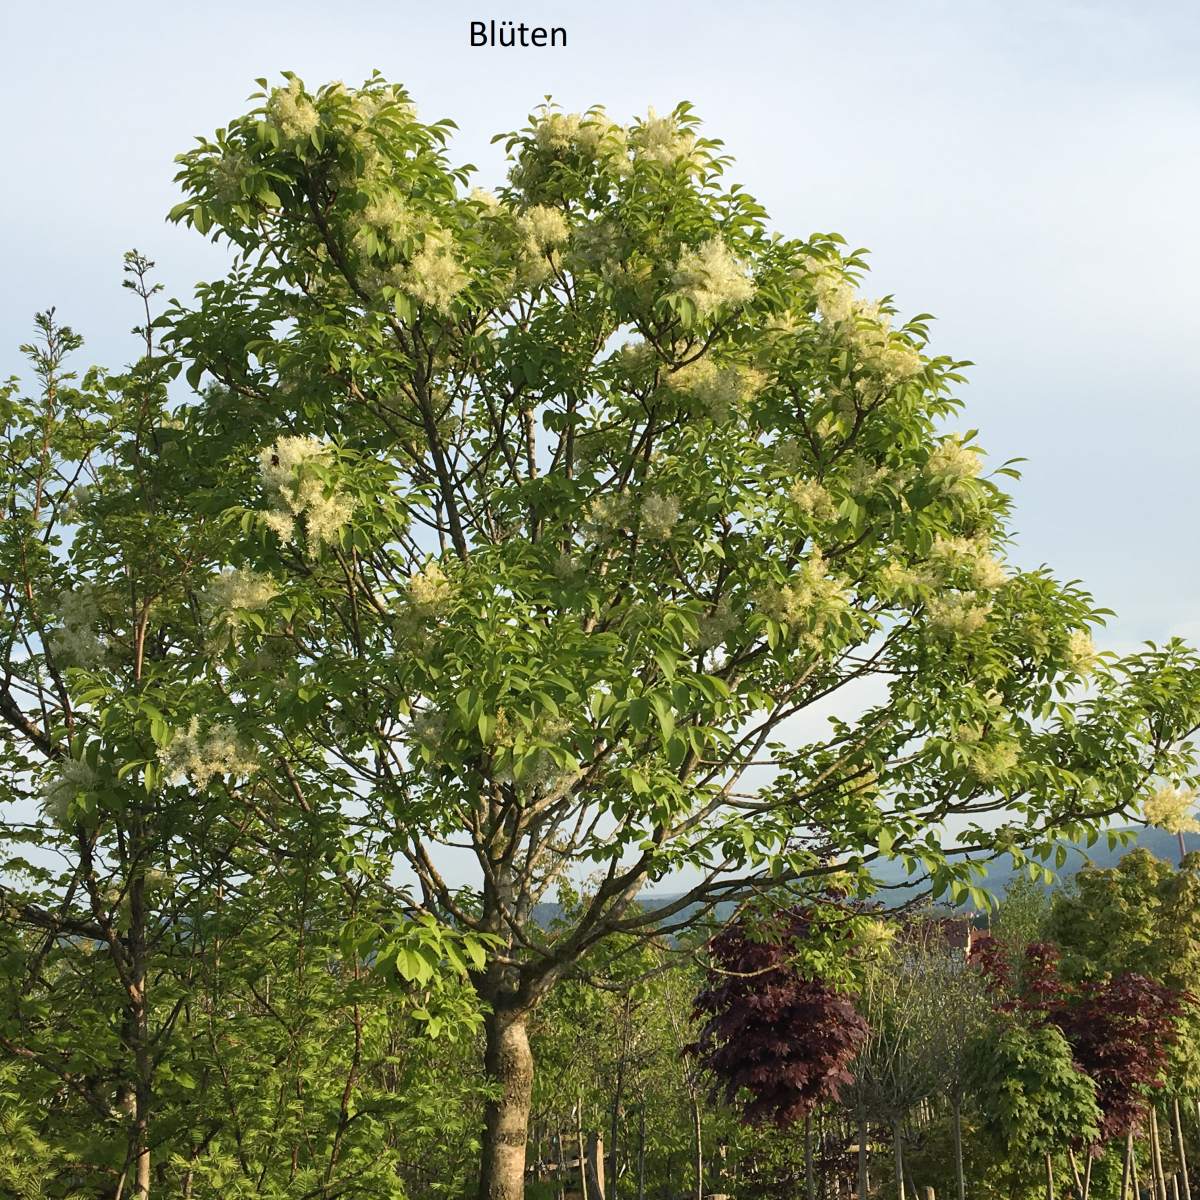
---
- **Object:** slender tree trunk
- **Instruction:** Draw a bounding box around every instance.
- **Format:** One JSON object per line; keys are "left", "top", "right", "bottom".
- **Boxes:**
{"left": 1083, "top": 1152, "right": 1093, "bottom": 1200}
{"left": 1068, "top": 1148, "right": 1085, "bottom": 1199}
{"left": 1046, "top": 1153, "right": 1055, "bottom": 1200}
{"left": 1175, "top": 1098, "right": 1193, "bottom": 1200}
{"left": 556, "top": 1128, "right": 567, "bottom": 1200}
{"left": 1153, "top": 1107, "right": 1170, "bottom": 1200}
{"left": 691, "top": 1094, "right": 704, "bottom": 1200}
{"left": 951, "top": 1098, "right": 965, "bottom": 1200}
{"left": 637, "top": 1105, "right": 646, "bottom": 1200}
{"left": 587, "top": 1132, "right": 606, "bottom": 1200}
{"left": 577, "top": 1095, "right": 590, "bottom": 1200}
{"left": 1123, "top": 1131, "right": 1134, "bottom": 1200}
{"left": 894, "top": 1119, "right": 905, "bottom": 1200}
{"left": 807, "top": 1113, "right": 817, "bottom": 1200}
{"left": 857, "top": 1110, "right": 868, "bottom": 1200}
{"left": 477, "top": 1005, "right": 534, "bottom": 1200}
{"left": 1135, "top": 1138, "right": 1143, "bottom": 1200}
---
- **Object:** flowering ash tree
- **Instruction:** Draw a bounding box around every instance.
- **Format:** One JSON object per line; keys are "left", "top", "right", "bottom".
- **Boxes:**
{"left": 158, "top": 75, "right": 1200, "bottom": 1198}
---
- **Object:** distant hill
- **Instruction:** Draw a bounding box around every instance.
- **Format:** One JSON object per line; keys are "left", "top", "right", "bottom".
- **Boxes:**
{"left": 533, "top": 826, "right": 1187, "bottom": 928}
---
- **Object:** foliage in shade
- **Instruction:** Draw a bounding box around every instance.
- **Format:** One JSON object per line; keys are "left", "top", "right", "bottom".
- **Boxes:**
{"left": 689, "top": 911, "right": 868, "bottom": 1126}
{"left": 1057, "top": 973, "right": 1188, "bottom": 1141}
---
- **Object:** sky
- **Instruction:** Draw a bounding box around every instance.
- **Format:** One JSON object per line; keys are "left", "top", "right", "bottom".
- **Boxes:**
{"left": 3, "top": 0, "right": 1197, "bottom": 648}
{"left": 2, "top": 0, "right": 1198, "bottom": 887}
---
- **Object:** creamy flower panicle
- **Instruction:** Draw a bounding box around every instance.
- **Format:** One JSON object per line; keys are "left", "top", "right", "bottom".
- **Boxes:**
{"left": 259, "top": 436, "right": 354, "bottom": 555}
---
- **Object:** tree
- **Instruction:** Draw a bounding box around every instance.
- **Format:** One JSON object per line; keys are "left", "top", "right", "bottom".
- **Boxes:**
{"left": 966, "top": 1017, "right": 1101, "bottom": 1199}
{"left": 690, "top": 907, "right": 868, "bottom": 1128}
{"left": 19, "top": 72, "right": 1199, "bottom": 1198}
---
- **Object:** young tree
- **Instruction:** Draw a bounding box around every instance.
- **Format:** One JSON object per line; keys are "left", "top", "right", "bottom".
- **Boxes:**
{"left": 690, "top": 907, "right": 868, "bottom": 1127}
{"left": 141, "top": 73, "right": 1200, "bottom": 1198}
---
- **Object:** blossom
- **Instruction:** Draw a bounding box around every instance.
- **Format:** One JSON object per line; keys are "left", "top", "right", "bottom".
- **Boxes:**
{"left": 470, "top": 187, "right": 502, "bottom": 212}
{"left": 267, "top": 78, "right": 320, "bottom": 142}
{"left": 258, "top": 436, "right": 354, "bottom": 556}
{"left": 583, "top": 492, "right": 633, "bottom": 543}
{"left": 803, "top": 257, "right": 855, "bottom": 325}
{"left": 929, "top": 535, "right": 1007, "bottom": 591}
{"left": 667, "top": 359, "right": 763, "bottom": 422}
{"left": 1063, "top": 629, "right": 1097, "bottom": 675}
{"left": 41, "top": 759, "right": 97, "bottom": 827}
{"left": 355, "top": 192, "right": 414, "bottom": 249}
{"left": 201, "top": 568, "right": 278, "bottom": 618}
{"left": 697, "top": 597, "right": 737, "bottom": 650}
{"left": 408, "top": 561, "right": 454, "bottom": 612}
{"left": 756, "top": 547, "right": 849, "bottom": 634}
{"left": 48, "top": 585, "right": 107, "bottom": 667}
{"left": 788, "top": 478, "right": 837, "bottom": 522}
{"left": 404, "top": 228, "right": 469, "bottom": 312}
{"left": 926, "top": 437, "right": 982, "bottom": 484}
{"left": 927, "top": 594, "right": 991, "bottom": 638}
{"left": 518, "top": 204, "right": 569, "bottom": 252}
{"left": 160, "top": 717, "right": 257, "bottom": 789}
{"left": 640, "top": 493, "right": 681, "bottom": 541}
{"left": 670, "top": 239, "right": 755, "bottom": 319}
{"left": 1143, "top": 784, "right": 1200, "bottom": 834}
{"left": 630, "top": 108, "right": 696, "bottom": 165}
{"left": 969, "top": 740, "right": 1020, "bottom": 785}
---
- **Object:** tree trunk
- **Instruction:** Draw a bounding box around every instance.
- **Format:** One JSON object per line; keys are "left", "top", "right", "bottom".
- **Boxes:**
{"left": 1068, "top": 1148, "right": 1085, "bottom": 1199}
{"left": 807, "top": 1113, "right": 817, "bottom": 1200}
{"left": 577, "top": 1095, "right": 590, "bottom": 1200}
{"left": 856, "top": 1110, "right": 867, "bottom": 1200}
{"left": 638, "top": 1105, "right": 646, "bottom": 1200}
{"left": 894, "top": 1119, "right": 906, "bottom": 1200}
{"left": 952, "top": 1098, "right": 965, "bottom": 1200}
{"left": 1046, "top": 1153, "right": 1055, "bottom": 1200}
{"left": 1123, "top": 1131, "right": 1134, "bottom": 1200}
{"left": 477, "top": 1005, "right": 534, "bottom": 1200}
{"left": 1174, "top": 1098, "right": 1192, "bottom": 1200}
{"left": 691, "top": 1094, "right": 704, "bottom": 1200}
{"left": 586, "top": 1132, "right": 606, "bottom": 1200}
{"left": 1083, "top": 1152, "right": 1093, "bottom": 1200}
{"left": 1153, "top": 1107, "right": 1170, "bottom": 1200}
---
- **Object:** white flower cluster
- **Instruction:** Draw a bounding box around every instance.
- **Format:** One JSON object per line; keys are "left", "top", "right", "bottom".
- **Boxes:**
{"left": 670, "top": 239, "right": 756, "bottom": 319}
{"left": 803, "top": 260, "right": 922, "bottom": 389}
{"left": 404, "top": 229, "right": 469, "bottom": 312}
{"left": 49, "top": 585, "right": 107, "bottom": 668}
{"left": 202, "top": 567, "right": 278, "bottom": 616}
{"left": 756, "top": 546, "right": 850, "bottom": 638}
{"left": 259, "top": 436, "right": 354, "bottom": 556}
{"left": 630, "top": 108, "right": 696, "bottom": 166}
{"left": 267, "top": 78, "right": 320, "bottom": 142}
{"left": 517, "top": 204, "right": 570, "bottom": 283}
{"left": 926, "top": 437, "right": 983, "bottom": 485}
{"left": 355, "top": 192, "right": 414, "bottom": 251}
{"left": 1063, "top": 629, "right": 1097, "bottom": 675}
{"left": 534, "top": 110, "right": 626, "bottom": 158}
{"left": 788, "top": 478, "right": 837, "bottom": 523}
{"left": 926, "top": 594, "right": 991, "bottom": 639}
{"left": 667, "top": 358, "right": 764, "bottom": 422}
{"left": 407, "top": 561, "right": 455, "bottom": 613}
{"left": 967, "top": 739, "right": 1020, "bottom": 785}
{"left": 41, "top": 758, "right": 97, "bottom": 827}
{"left": 1144, "top": 784, "right": 1200, "bottom": 835}
{"left": 640, "top": 493, "right": 681, "bottom": 541}
{"left": 696, "top": 597, "right": 737, "bottom": 650}
{"left": 929, "top": 535, "right": 1007, "bottom": 591}
{"left": 160, "top": 717, "right": 258, "bottom": 789}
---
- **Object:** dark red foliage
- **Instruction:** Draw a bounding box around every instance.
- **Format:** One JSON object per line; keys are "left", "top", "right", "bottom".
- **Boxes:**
{"left": 689, "top": 912, "right": 869, "bottom": 1127}
{"left": 969, "top": 935, "right": 1190, "bottom": 1140}
{"left": 1057, "top": 973, "right": 1189, "bottom": 1140}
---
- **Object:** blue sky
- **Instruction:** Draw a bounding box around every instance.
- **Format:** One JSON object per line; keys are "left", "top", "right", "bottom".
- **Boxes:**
{"left": 3, "top": 0, "right": 1197, "bottom": 651}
